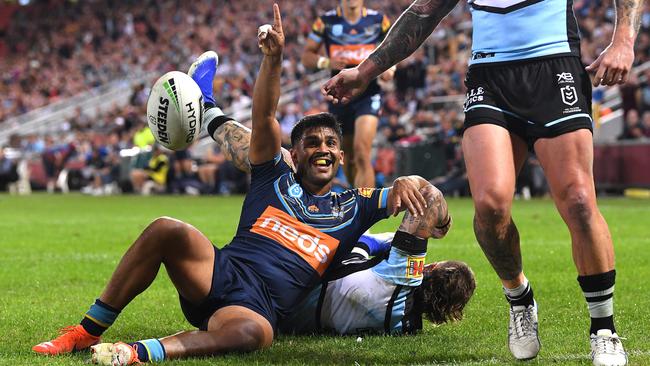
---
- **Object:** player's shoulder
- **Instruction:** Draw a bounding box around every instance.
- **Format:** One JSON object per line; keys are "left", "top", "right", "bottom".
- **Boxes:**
{"left": 363, "top": 7, "right": 386, "bottom": 20}
{"left": 321, "top": 8, "right": 338, "bottom": 19}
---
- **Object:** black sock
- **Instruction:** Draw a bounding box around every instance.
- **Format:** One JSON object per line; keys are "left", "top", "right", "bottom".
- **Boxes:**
{"left": 80, "top": 299, "right": 121, "bottom": 337}
{"left": 578, "top": 270, "right": 616, "bottom": 335}
{"left": 504, "top": 281, "right": 534, "bottom": 307}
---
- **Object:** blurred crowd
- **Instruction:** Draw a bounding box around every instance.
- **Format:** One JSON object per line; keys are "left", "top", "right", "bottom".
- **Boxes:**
{"left": 1, "top": 0, "right": 650, "bottom": 195}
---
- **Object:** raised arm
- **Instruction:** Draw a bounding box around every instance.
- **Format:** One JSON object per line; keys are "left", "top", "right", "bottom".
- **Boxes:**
{"left": 586, "top": 0, "right": 643, "bottom": 86}
{"left": 249, "top": 4, "right": 285, "bottom": 165}
{"left": 322, "top": 0, "right": 459, "bottom": 104}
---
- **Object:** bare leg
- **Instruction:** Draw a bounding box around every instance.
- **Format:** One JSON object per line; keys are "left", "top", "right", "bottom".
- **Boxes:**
{"left": 160, "top": 306, "right": 274, "bottom": 358}
{"left": 99, "top": 217, "right": 214, "bottom": 309}
{"left": 462, "top": 124, "right": 529, "bottom": 288}
{"left": 352, "top": 114, "right": 379, "bottom": 188}
{"left": 533, "top": 129, "right": 614, "bottom": 275}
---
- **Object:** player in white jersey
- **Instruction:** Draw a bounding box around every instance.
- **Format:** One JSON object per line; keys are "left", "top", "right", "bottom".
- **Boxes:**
{"left": 279, "top": 232, "right": 475, "bottom": 336}
{"left": 322, "top": 1, "right": 643, "bottom": 365}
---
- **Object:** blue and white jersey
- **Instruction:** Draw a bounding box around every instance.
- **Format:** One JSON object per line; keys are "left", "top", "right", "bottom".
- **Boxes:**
{"left": 468, "top": 0, "right": 581, "bottom": 65}
{"left": 278, "top": 245, "right": 426, "bottom": 335}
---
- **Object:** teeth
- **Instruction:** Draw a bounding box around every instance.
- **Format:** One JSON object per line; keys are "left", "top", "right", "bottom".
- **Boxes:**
{"left": 315, "top": 159, "right": 327, "bottom": 166}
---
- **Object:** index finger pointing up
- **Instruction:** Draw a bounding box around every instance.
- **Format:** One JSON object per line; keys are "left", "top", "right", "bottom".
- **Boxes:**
{"left": 273, "top": 3, "right": 283, "bottom": 32}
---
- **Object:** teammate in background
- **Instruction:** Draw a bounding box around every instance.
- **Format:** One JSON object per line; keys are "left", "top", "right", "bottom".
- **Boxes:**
{"left": 322, "top": 0, "right": 644, "bottom": 364}
{"left": 32, "top": 5, "right": 438, "bottom": 364}
{"left": 302, "top": 0, "right": 395, "bottom": 188}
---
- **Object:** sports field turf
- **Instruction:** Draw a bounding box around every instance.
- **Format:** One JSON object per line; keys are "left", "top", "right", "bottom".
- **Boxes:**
{"left": 0, "top": 194, "right": 648, "bottom": 365}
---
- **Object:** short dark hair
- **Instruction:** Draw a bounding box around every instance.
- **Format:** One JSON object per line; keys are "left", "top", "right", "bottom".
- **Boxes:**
{"left": 290, "top": 112, "right": 343, "bottom": 147}
{"left": 419, "top": 260, "right": 476, "bottom": 324}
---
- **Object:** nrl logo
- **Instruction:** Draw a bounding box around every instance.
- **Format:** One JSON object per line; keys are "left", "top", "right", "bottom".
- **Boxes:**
{"left": 560, "top": 85, "right": 578, "bottom": 106}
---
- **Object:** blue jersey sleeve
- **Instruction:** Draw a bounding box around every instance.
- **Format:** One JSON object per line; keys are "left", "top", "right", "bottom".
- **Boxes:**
{"left": 372, "top": 247, "right": 426, "bottom": 287}
{"left": 249, "top": 153, "right": 292, "bottom": 189}
{"left": 354, "top": 187, "right": 390, "bottom": 231}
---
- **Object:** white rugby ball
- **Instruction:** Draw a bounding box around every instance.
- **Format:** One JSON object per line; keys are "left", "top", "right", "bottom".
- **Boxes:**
{"left": 146, "top": 71, "right": 203, "bottom": 151}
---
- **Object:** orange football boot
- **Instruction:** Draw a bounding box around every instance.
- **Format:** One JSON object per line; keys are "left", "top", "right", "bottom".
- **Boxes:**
{"left": 32, "top": 325, "right": 100, "bottom": 355}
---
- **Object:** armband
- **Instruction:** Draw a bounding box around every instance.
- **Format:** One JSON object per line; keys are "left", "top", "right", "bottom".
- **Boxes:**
{"left": 392, "top": 231, "right": 427, "bottom": 254}
{"left": 206, "top": 107, "right": 235, "bottom": 140}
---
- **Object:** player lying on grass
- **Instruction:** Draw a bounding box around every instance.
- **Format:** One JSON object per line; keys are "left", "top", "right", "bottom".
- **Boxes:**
{"left": 183, "top": 92, "right": 472, "bottom": 337}
{"left": 32, "top": 4, "right": 445, "bottom": 364}
{"left": 280, "top": 228, "right": 475, "bottom": 336}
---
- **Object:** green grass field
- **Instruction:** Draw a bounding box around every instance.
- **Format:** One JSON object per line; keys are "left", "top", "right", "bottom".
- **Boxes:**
{"left": 0, "top": 194, "right": 648, "bottom": 365}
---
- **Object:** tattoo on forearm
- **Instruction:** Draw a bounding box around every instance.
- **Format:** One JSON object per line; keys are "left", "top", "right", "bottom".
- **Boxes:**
{"left": 398, "top": 185, "right": 449, "bottom": 238}
{"left": 213, "top": 120, "right": 295, "bottom": 174}
{"left": 473, "top": 216, "right": 522, "bottom": 281}
{"left": 617, "top": 0, "right": 643, "bottom": 35}
{"left": 368, "top": 0, "right": 459, "bottom": 71}
{"left": 213, "top": 121, "right": 252, "bottom": 173}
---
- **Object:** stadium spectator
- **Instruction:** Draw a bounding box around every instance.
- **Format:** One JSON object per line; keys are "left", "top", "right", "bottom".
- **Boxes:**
{"left": 0, "top": 147, "right": 18, "bottom": 191}
{"left": 643, "top": 111, "right": 650, "bottom": 138}
{"left": 620, "top": 109, "right": 644, "bottom": 140}
{"left": 197, "top": 146, "right": 226, "bottom": 194}
{"left": 130, "top": 144, "right": 169, "bottom": 195}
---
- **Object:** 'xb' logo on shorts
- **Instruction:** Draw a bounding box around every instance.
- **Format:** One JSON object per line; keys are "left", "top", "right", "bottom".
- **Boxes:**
{"left": 560, "top": 85, "right": 578, "bottom": 106}
{"left": 251, "top": 206, "right": 340, "bottom": 275}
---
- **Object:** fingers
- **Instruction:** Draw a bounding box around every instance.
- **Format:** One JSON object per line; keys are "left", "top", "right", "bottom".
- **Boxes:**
{"left": 410, "top": 189, "right": 427, "bottom": 216}
{"left": 273, "top": 3, "right": 283, "bottom": 32}
{"left": 392, "top": 196, "right": 401, "bottom": 216}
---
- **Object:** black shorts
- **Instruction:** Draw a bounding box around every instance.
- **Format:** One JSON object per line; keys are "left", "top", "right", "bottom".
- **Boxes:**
{"left": 179, "top": 246, "right": 276, "bottom": 330}
{"left": 328, "top": 91, "right": 381, "bottom": 135}
{"left": 463, "top": 56, "right": 593, "bottom": 147}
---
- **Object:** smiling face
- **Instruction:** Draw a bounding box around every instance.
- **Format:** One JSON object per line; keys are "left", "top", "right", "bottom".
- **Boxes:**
{"left": 291, "top": 126, "right": 344, "bottom": 193}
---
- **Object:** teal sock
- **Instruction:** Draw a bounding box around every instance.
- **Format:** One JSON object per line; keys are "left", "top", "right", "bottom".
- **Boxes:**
{"left": 133, "top": 339, "right": 165, "bottom": 363}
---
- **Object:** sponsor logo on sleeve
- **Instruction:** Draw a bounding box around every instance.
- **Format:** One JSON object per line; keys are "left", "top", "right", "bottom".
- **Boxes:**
{"left": 357, "top": 187, "right": 375, "bottom": 198}
{"left": 406, "top": 256, "right": 426, "bottom": 278}
{"left": 251, "top": 206, "right": 340, "bottom": 275}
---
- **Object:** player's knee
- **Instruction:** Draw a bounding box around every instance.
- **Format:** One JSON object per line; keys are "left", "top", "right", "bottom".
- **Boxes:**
{"left": 146, "top": 217, "right": 192, "bottom": 248}
{"left": 563, "top": 189, "right": 595, "bottom": 232}
{"left": 230, "top": 320, "right": 273, "bottom": 351}
{"left": 474, "top": 191, "right": 512, "bottom": 225}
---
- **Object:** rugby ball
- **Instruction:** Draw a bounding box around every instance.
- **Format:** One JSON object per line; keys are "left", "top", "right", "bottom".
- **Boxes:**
{"left": 146, "top": 71, "right": 203, "bottom": 151}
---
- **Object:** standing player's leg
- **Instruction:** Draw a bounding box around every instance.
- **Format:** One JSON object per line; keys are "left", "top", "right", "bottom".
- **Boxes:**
{"left": 352, "top": 114, "right": 379, "bottom": 188}
{"left": 462, "top": 124, "right": 541, "bottom": 360}
{"left": 534, "top": 129, "right": 626, "bottom": 365}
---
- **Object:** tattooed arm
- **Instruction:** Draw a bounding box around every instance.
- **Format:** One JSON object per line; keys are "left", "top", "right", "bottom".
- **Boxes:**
{"left": 209, "top": 119, "right": 294, "bottom": 174}
{"left": 586, "top": 0, "right": 643, "bottom": 86}
{"left": 362, "top": 0, "right": 460, "bottom": 79}
{"left": 322, "top": 0, "right": 459, "bottom": 103}
{"left": 398, "top": 184, "right": 451, "bottom": 239}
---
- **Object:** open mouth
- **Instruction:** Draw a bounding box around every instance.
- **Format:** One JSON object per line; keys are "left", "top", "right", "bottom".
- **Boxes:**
{"left": 311, "top": 156, "right": 333, "bottom": 167}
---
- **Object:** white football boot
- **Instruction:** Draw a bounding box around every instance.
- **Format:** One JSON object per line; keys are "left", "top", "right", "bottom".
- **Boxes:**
{"left": 508, "top": 300, "right": 541, "bottom": 360}
{"left": 91, "top": 342, "right": 140, "bottom": 366}
{"left": 591, "top": 329, "right": 627, "bottom": 366}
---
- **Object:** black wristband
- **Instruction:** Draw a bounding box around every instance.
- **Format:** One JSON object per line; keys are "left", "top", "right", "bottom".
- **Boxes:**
{"left": 207, "top": 114, "right": 235, "bottom": 139}
{"left": 392, "top": 231, "right": 427, "bottom": 254}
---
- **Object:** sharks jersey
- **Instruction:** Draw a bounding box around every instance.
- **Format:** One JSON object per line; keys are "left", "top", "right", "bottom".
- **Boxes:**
{"left": 468, "top": 0, "right": 581, "bottom": 65}
{"left": 278, "top": 245, "right": 426, "bottom": 335}
{"left": 222, "top": 154, "right": 390, "bottom": 320}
